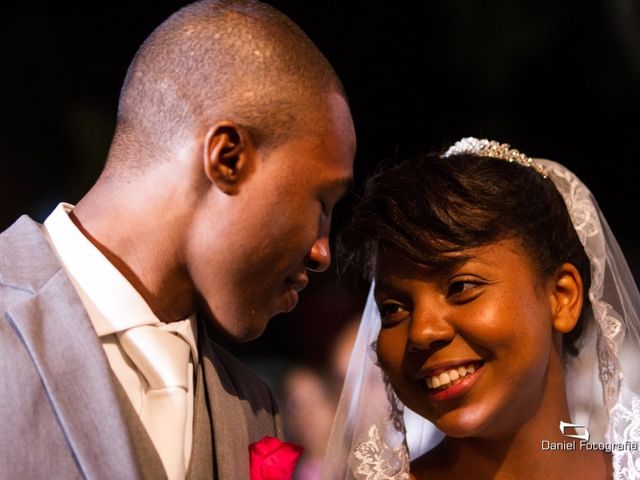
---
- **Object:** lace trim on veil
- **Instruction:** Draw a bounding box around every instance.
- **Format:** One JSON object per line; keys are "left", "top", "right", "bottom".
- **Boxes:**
{"left": 350, "top": 423, "right": 410, "bottom": 480}
{"left": 543, "top": 161, "right": 625, "bottom": 412}
{"left": 609, "top": 383, "right": 640, "bottom": 478}
{"left": 349, "top": 354, "right": 410, "bottom": 479}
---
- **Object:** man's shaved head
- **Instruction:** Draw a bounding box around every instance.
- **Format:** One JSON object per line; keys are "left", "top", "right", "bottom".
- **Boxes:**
{"left": 107, "top": 0, "right": 345, "bottom": 173}
{"left": 74, "top": 0, "right": 355, "bottom": 334}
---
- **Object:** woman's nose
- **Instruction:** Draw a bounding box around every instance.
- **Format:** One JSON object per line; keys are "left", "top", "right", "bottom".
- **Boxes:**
{"left": 406, "top": 308, "right": 455, "bottom": 353}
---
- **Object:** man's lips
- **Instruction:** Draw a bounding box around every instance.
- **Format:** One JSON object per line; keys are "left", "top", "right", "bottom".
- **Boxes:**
{"left": 278, "top": 274, "right": 308, "bottom": 313}
{"left": 285, "top": 273, "right": 309, "bottom": 293}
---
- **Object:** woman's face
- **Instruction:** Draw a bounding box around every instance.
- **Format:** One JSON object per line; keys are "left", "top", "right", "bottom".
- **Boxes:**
{"left": 374, "top": 239, "right": 559, "bottom": 439}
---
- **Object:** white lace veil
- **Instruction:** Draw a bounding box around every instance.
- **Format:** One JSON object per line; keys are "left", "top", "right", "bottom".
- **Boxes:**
{"left": 321, "top": 138, "right": 640, "bottom": 480}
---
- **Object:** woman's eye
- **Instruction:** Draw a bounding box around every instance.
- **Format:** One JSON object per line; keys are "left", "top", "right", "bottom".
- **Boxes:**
{"left": 377, "top": 302, "right": 408, "bottom": 324}
{"left": 447, "top": 281, "right": 479, "bottom": 298}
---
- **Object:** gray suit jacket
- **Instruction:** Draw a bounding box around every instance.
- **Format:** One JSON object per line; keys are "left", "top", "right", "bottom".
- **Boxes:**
{"left": 0, "top": 216, "right": 283, "bottom": 479}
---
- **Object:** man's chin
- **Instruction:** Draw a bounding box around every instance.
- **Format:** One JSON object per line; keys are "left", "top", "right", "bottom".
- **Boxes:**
{"left": 229, "top": 310, "right": 274, "bottom": 343}
{"left": 200, "top": 309, "right": 270, "bottom": 343}
{"left": 234, "top": 323, "right": 269, "bottom": 343}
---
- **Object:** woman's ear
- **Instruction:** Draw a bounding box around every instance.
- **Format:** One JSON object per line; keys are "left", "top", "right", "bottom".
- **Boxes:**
{"left": 202, "top": 120, "right": 257, "bottom": 194}
{"left": 549, "top": 262, "right": 584, "bottom": 333}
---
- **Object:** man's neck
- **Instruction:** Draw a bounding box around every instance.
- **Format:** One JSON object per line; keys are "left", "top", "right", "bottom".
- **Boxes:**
{"left": 72, "top": 181, "right": 196, "bottom": 323}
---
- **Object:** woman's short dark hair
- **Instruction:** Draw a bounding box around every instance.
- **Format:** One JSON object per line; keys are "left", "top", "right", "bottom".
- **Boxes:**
{"left": 340, "top": 152, "right": 591, "bottom": 357}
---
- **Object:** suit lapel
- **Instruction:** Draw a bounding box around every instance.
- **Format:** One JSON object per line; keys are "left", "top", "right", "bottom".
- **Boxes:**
{"left": 200, "top": 331, "right": 251, "bottom": 480}
{"left": 7, "top": 268, "right": 141, "bottom": 479}
{"left": 187, "top": 357, "right": 215, "bottom": 479}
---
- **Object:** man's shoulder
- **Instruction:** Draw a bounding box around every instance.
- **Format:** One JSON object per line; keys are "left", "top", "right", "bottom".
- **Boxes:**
{"left": 0, "top": 215, "right": 62, "bottom": 297}
{"left": 1, "top": 214, "right": 44, "bottom": 245}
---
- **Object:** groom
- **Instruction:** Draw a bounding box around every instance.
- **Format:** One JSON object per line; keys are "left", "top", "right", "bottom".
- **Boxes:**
{"left": 0, "top": 1, "right": 354, "bottom": 479}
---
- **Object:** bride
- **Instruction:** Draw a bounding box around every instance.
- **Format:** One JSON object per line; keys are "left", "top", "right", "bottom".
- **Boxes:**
{"left": 321, "top": 138, "right": 640, "bottom": 479}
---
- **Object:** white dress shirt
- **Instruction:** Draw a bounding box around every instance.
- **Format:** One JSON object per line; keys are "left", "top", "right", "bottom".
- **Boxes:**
{"left": 43, "top": 202, "right": 197, "bottom": 477}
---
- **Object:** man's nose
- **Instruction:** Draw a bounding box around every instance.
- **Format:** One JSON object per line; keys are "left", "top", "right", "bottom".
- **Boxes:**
{"left": 407, "top": 308, "right": 455, "bottom": 353}
{"left": 304, "top": 237, "right": 331, "bottom": 272}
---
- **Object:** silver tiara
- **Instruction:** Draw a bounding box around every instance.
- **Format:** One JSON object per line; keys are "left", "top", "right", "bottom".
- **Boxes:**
{"left": 443, "top": 137, "right": 547, "bottom": 178}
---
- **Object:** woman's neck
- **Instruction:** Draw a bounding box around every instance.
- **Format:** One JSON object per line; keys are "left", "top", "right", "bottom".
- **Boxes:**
{"left": 411, "top": 355, "right": 612, "bottom": 479}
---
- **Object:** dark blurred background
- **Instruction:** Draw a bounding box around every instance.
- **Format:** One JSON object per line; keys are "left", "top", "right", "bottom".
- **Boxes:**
{"left": 2, "top": 0, "right": 639, "bottom": 435}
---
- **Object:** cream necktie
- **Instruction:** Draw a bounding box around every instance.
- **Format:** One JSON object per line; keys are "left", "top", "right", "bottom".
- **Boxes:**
{"left": 118, "top": 323, "right": 193, "bottom": 480}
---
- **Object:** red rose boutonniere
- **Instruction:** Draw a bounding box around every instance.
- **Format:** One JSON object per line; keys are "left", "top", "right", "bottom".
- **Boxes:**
{"left": 249, "top": 436, "right": 304, "bottom": 480}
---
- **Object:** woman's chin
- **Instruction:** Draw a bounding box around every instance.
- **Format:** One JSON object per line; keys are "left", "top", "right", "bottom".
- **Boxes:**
{"left": 432, "top": 408, "right": 498, "bottom": 439}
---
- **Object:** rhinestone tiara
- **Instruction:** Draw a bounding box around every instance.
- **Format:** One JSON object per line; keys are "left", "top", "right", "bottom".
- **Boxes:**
{"left": 443, "top": 137, "right": 547, "bottom": 178}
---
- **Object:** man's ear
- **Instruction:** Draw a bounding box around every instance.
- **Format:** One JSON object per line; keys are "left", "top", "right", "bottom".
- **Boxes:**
{"left": 548, "top": 262, "right": 584, "bottom": 333}
{"left": 202, "top": 121, "right": 256, "bottom": 194}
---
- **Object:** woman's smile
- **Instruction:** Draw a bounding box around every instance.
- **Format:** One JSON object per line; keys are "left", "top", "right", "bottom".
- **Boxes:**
{"left": 422, "top": 360, "right": 485, "bottom": 401}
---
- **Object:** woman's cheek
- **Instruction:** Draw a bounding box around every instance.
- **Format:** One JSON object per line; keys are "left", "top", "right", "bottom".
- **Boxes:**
{"left": 377, "top": 328, "right": 410, "bottom": 383}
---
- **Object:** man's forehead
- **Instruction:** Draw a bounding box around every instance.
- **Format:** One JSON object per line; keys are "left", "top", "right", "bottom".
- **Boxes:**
{"left": 311, "top": 92, "right": 355, "bottom": 142}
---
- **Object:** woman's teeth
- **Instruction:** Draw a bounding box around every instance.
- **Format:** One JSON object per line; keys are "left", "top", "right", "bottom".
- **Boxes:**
{"left": 426, "top": 363, "right": 478, "bottom": 390}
